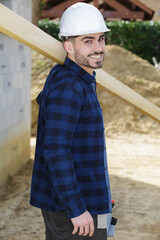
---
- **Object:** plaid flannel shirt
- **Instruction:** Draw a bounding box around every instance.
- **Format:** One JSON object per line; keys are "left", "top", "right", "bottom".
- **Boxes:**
{"left": 30, "top": 57, "right": 112, "bottom": 218}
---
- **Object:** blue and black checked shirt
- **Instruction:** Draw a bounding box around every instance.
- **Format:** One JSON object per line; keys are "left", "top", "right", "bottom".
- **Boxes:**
{"left": 30, "top": 57, "right": 112, "bottom": 218}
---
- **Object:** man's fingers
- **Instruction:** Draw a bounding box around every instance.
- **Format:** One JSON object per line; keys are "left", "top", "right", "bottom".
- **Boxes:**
{"left": 83, "top": 225, "right": 89, "bottom": 236}
{"left": 72, "top": 225, "right": 78, "bottom": 235}
{"left": 89, "top": 221, "right": 95, "bottom": 237}
{"left": 71, "top": 211, "right": 94, "bottom": 237}
{"left": 78, "top": 225, "right": 84, "bottom": 235}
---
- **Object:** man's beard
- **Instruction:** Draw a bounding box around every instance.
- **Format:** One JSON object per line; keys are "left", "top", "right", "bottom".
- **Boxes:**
{"left": 74, "top": 51, "right": 104, "bottom": 69}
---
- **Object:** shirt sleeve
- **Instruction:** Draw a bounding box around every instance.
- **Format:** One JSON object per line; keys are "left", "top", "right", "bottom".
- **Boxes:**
{"left": 44, "top": 82, "right": 86, "bottom": 218}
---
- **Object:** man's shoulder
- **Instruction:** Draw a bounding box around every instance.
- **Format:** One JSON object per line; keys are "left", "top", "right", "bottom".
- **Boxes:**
{"left": 48, "top": 63, "right": 85, "bottom": 93}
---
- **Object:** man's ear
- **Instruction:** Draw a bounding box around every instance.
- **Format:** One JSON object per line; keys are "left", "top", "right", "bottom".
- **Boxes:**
{"left": 64, "top": 40, "right": 74, "bottom": 55}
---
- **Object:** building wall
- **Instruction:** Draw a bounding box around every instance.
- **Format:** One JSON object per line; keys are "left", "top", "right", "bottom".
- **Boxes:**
{"left": 0, "top": 0, "right": 32, "bottom": 185}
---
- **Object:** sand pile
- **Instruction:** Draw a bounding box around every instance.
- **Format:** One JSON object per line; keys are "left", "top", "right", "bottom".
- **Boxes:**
{"left": 99, "top": 45, "right": 160, "bottom": 136}
{"left": 31, "top": 45, "right": 160, "bottom": 136}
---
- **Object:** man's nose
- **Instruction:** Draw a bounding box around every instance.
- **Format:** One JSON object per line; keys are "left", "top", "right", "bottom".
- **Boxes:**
{"left": 94, "top": 41, "right": 104, "bottom": 53}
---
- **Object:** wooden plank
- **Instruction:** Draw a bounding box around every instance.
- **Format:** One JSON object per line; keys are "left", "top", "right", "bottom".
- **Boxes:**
{"left": 128, "top": 0, "right": 153, "bottom": 15}
{"left": 41, "top": 0, "right": 85, "bottom": 19}
{"left": 41, "top": 8, "right": 63, "bottom": 18}
{"left": 0, "top": 4, "right": 66, "bottom": 64}
{"left": 0, "top": 4, "right": 160, "bottom": 122}
{"left": 96, "top": 69, "right": 160, "bottom": 122}
{"left": 102, "top": 10, "right": 144, "bottom": 19}
{"left": 104, "top": 0, "right": 131, "bottom": 12}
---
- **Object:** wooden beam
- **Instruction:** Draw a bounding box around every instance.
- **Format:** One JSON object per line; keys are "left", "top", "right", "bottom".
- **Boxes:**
{"left": 93, "top": 0, "right": 99, "bottom": 9}
{"left": 0, "top": 4, "right": 160, "bottom": 122}
{"left": 41, "top": 0, "right": 85, "bottom": 19}
{"left": 127, "top": 0, "right": 153, "bottom": 15}
{"left": 0, "top": 4, "right": 66, "bottom": 64}
{"left": 102, "top": 10, "right": 144, "bottom": 19}
{"left": 96, "top": 68, "right": 160, "bottom": 122}
{"left": 41, "top": 8, "right": 63, "bottom": 18}
{"left": 104, "top": 0, "right": 131, "bottom": 12}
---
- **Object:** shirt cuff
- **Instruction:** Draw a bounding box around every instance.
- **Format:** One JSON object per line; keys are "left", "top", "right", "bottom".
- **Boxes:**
{"left": 66, "top": 199, "right": 87, "bottom": 218}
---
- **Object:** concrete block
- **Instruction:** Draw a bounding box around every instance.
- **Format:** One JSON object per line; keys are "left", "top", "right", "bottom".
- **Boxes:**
{"left": 9, "top": 55, "right": 20, "bottom": 72}
{"left": 18, "top": 117, "right": 31, "bottom": 135}
{"left": 0, "top": 0, "right": 32, "bottom": 185}
{"left": 8, "top": 124, "right": 19, "bottom": 143}
{"left": 2, "top": 73, "right": 13, "bottom": 93}
{"left": 12, "top": 0, "right": 18, "bottom": 12}
{"left": 0, "top": 93, "right": 8, "bottom": 109}
{"left": 0, "top": 132, "right": 30, "bottom": 185}
{"left": 25, "top": 86, "right": 31, "bottom": 103}
{"left": 18, "top": 4, "right": 25, "bottom": 17}
{"left": 6, "top": 107, "right": 19, "bottom": 129}
{"left": 10, "top": 55, "right": 28, "bottom": 73}
{"left": 12, "top": 72, "right": 19, "bottom": 89}
{"left": 0, "top": 145, "right": 10, "bottom": 170}
{"left": 6, "top": 91, "right": 14, "bottom": 108}
{"left": 0, "top": 0, "right": 13, "bottom": 9}
{"left": 0, "top": 112, "right": 7, "bottom": 132}
{"left": 20, "top": 87, "right": 26, "bottom": 105}
{"left": 10, "top": 40, "right": 20, "bottom": 55}
{"left": 24, "top": 45, "right": 31, "bottom": 55}
{"left": 26, "top": 54, "right": 32, "bottom": 71}
{"left": 0, "top": 129, "right": 8, "bottom": 148}
{"left": 10, "top": 41, "right": 30, "bottom": 55}
{"left": 0, "top": 74, "right": 3, "bottom": 93}
{"left": 24, "top": 71, "right": 31, "bottom": 86}
{"left": 0, "top": 55, "right": 10, "bottom": 74}
{"left": 19, "top": 56, "right": 27, "bottom": 72}
{"left": 0, "top": 35, "right": 5, "bottom": 54}
{"left": 12, "top": 72, "right": 23, "bottom": 89}
{"left": 0, "top": 34, "right": 12, "bottom": 55}
{"left": 7, "top": 117, "right": 30, "bottom": 145}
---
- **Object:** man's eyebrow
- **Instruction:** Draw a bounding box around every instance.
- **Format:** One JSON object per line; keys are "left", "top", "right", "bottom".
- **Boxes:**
{"left": 81, "top": 36, "right": 95, "bottom": 41}
{"left": 81, "top": 34, "right": 105, "bottom": 41}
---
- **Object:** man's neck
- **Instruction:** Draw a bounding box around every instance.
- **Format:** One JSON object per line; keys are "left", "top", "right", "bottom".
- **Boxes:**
{"left": 67, "top": 56, "right": 94, "bottom": 75}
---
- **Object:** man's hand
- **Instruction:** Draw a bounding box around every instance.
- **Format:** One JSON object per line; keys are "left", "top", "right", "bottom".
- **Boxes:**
{"left": 71, "top": 211, "right": 94, "bottom": 237}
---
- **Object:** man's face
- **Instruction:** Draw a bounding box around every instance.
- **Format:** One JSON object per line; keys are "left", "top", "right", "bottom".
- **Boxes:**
{"left": 66, "top": 32, "right": 106, "bottom": 74}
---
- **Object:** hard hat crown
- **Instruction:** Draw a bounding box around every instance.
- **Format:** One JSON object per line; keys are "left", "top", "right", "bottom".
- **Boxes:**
{"left": 59, "top": 2, "right": 110, "bottom": 39}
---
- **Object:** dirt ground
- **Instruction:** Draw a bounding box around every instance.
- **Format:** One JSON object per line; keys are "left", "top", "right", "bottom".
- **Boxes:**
{"left": 0, "top": 133, "right": 160, "bottom": 240}
{"left": 0, "top": 45, "right": 160, "bottom": 239}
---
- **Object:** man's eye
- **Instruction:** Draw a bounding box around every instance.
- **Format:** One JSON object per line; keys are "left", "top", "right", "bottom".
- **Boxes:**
{"left": 99, "top": 37, "right": 105, "bottom": 41}
{"left": 85, "top": 40, "right": 92, "bottom": 44}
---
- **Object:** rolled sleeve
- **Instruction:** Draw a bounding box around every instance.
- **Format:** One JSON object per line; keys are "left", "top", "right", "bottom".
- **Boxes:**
{"left": 44, "top": 83, "right": 86, "bottom": 218}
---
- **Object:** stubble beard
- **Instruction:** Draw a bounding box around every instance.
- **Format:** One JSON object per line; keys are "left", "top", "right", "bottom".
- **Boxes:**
{"left": 74, "top": 52, "right": 104, "bottom": 70}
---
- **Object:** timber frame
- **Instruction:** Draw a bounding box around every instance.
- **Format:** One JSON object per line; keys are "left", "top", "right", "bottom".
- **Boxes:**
{"left": 41, "top": 0, "right": 154, "bottom": 20}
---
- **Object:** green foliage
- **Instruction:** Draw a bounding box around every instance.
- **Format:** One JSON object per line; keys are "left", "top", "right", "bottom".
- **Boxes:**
{"left": 39, "top": 0, "right": 46, "bottom": 15}
{"left": 105, "top": 21, "right": 160, "bottom": 64}
{"left": 39, "top": 19, "right": 60, "bottom": 41}
{"left": 38, "top": 19, "right": 160, "bottom": 64}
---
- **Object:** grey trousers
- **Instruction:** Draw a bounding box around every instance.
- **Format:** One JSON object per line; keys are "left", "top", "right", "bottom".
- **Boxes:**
{"left": 41, "top": 209, "right": 107, "bottom": 240}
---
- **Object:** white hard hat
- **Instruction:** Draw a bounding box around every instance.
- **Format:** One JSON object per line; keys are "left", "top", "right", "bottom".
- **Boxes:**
{"left": 59, "top": 2, "right": 110, "bottom": 39}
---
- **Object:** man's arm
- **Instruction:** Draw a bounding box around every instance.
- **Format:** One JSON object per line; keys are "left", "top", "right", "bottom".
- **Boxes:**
{"left": 44, "top": 82, "right": 86, "bottom": 218}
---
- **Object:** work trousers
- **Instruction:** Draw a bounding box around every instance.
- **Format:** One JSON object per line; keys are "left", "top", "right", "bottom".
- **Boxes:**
{"left": 41, "top": 209, "right": 107, "bottom": 240}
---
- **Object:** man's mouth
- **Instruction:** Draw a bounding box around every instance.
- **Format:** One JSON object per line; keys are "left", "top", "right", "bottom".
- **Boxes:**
{"left": 88, "top": 52, "right": 104, "bottom": 59}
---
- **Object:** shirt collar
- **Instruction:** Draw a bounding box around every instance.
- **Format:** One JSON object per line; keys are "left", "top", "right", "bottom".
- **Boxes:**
{"left": 64, "top": 57, "right": 96, "bottom": 84}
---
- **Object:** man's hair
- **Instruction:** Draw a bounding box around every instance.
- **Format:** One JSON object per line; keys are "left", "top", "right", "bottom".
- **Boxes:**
{"left": 62, "top": 36, "right": 78, "bottom": 43}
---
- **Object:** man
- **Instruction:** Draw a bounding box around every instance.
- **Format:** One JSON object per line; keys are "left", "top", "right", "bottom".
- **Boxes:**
{"left": 30, "top": 2, "right": 112, "bottom": 239}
